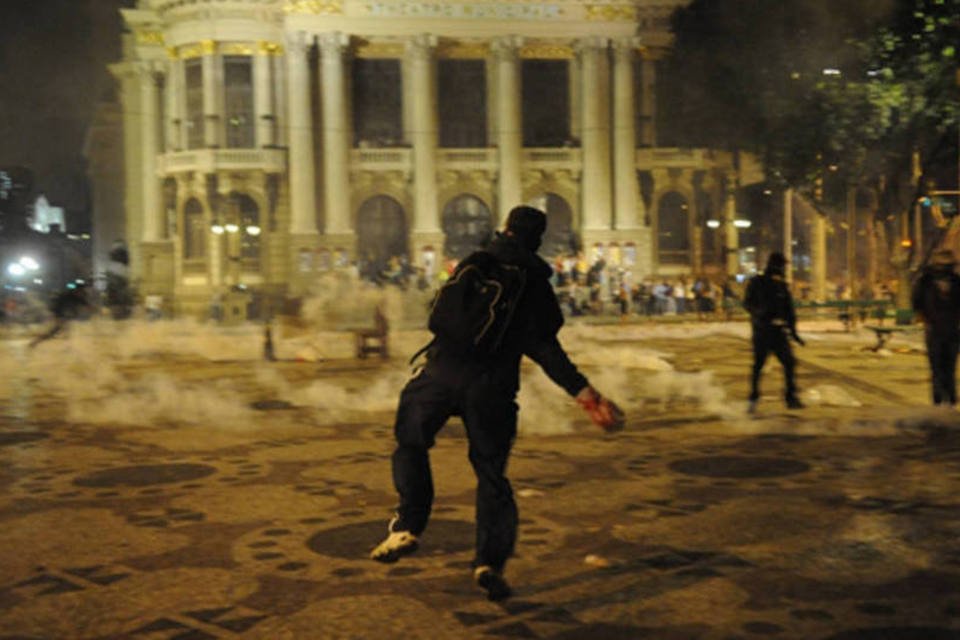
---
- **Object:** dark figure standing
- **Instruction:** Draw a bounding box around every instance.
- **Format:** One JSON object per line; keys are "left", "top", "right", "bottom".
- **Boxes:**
{"left": 370, "top": 206, "right": 623, "bottom": 600}
{"left": 911, "top": 248, "right": 960, "bottom": 406}
{"left": 29, "top": 284, "right": 92, "bottom": 348}
{"left": 743, "top": 252, "right": 804, "bottom": 412}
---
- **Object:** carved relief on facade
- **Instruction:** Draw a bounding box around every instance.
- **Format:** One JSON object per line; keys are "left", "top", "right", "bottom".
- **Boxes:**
{"left": 437, "top": 170, "right": 494, "bottom": 214}
{"left": 349, "top": 170, "right": 412, "bottom": 227}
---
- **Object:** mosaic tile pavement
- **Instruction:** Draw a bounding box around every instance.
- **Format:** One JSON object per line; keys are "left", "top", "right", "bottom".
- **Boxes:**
{"left": 0, "top": 327, "right": 959, "bottom": 639}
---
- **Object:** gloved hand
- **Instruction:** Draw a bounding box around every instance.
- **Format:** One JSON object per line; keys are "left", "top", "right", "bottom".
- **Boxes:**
{"left": 575, "top": 386, "right": 625, "bottom": 433}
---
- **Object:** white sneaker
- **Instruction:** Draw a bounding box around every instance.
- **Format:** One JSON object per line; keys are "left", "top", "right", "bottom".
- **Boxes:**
{"left": 370, "top": 528, "right": 419, "bottom": 563}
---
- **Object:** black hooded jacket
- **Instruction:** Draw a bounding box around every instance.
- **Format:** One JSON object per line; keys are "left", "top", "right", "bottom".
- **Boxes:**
{"left": 743, "top": 270, "right": 797, "bottom": 330}
{"left": 912, "top": 265, "right": 960, "bottom": 333}
{"left": 429, "top": 232, "right": 588, "bottom": 398}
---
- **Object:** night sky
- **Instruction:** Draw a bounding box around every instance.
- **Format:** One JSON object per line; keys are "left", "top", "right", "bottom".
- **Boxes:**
{"left": 0, "top": 0, "right": 134, "bottom": 220}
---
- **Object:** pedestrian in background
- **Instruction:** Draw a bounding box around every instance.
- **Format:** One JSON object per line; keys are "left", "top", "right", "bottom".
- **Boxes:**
{"left": 911, "top": 248, "right": 960, "bottom": 406}
{"left": 743, "top": 252, "right": 804, "bottom": 412}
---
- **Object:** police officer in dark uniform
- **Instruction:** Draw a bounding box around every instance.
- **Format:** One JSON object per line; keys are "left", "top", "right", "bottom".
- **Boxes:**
{"left": 370, "top": 205, "right": 622, "bottom": 600}
{"left": 911, "top": 248, "right": 960, "bottom": 406}
{"left": 743, "top": 252, "right": 804, "bottom": 412}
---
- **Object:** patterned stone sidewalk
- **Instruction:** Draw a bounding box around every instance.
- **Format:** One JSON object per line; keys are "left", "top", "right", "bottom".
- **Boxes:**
{"left": 0, "top": 328, "right": 958, "bottom": 639}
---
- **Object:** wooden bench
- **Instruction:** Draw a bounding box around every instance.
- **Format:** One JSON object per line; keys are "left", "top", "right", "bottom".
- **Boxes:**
{"left": 354, "top": 306, "right": 389, "bottom": 359}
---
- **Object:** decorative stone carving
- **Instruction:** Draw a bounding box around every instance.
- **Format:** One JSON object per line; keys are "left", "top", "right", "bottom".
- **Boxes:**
{"left": 520, "top": 42, "right": 573, "bottom": 60}
{"left": 318, "top": 31, "right": 351, "bottom": 57}
{"left": 405, "top": 33, "right": 437, "bottom": 62}
{"left": 285, "top": 31, "right": 311, "bottom": 57}
{"left": 284, "top": 0, "right": 343, "bottom": 15}
{"left": 585, "top": 4, "right": 637, "bottom": 21}
{"left": 491, "top": 36, "right": 523, "bottom": 63}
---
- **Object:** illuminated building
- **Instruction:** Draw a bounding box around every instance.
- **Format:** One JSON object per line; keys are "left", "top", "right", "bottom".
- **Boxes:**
{"left": 103, "top": 0, "right": 750, "bottom": 315}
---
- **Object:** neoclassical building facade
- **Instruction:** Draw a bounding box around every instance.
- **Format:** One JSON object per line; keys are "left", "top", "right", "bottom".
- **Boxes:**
{"left": 105, "top": 0, "right": 747, "bottom": 315}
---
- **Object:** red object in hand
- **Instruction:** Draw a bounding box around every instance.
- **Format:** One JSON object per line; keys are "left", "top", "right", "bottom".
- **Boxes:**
{"left": 576, "top": 387, "right": 626, "bottom": 433}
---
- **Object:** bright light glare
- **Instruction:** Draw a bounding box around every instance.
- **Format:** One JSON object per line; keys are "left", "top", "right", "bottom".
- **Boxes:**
{"left": 245, "top": 225, "right": 261, "bottom": 236}
{"left": 8, "top": 263, "right": 26, "bottom": 276}
{"left": 822, "top": 68, "right": 841, "bottom": 76}
{"left": 19, "top": 256, "right": 39, "bottom": 270}
{"left": 706, "top": 220, "right": 721, "bottom": 229}
{"left": 224, "top": 223, "right": 239, "bottom": 233}
{"left": 211, "top": 224, "right": 225, "bottom": 235}
{"left": 733, "top": 219, "right": 752, "bottom": 228}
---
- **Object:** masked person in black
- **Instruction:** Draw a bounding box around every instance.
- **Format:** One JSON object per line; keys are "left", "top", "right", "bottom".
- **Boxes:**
{"left": 370, "top": 205, "right": 623, "bottom": 600}
{"left": 911, "top": 248, "right": 960, "bottom": 406}
{"left": 743, "top": 252, "right": 804, "bottom": 412}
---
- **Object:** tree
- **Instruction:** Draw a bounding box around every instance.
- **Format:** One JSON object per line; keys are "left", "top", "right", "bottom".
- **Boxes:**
{"left": 662, "top": 0, "right": 959, "bottom": 216}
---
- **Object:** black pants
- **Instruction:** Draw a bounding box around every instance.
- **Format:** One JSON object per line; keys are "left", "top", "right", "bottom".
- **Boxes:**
{"left": 391, "top": 360, "right": 518, "bottom": 572}
{"left": 925, "top": 329, "right": 959, "bottom": 405}
{"left": 749, "top": 325, "right": 797, "bottom": 402}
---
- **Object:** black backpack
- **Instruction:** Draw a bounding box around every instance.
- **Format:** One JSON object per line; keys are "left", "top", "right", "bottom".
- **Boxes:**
{"left": 427, "top": 251, "right": 527, "bottom": 357}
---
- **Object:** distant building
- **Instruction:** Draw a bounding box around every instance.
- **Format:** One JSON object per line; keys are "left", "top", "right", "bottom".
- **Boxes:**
{"left": 30, "top": 195, "right": 67, "bottom": 234}
{"left": 108, "top": 0, "right": 751, "bottom": 317}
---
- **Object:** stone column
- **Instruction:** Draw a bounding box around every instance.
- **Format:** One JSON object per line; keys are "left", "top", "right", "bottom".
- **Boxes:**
{"left": 639, "top": 56, "right": 657, "bottom": 147}
{"left": 579, "top": 36, "right": 612, "bottom": 232}
{"left": 254, "top": 42, "right": 275, "bottom": 148}
{"left": 406, "top": 34, "right": 440, "bottom": 236}
{"left": 201, "top": 40, "right": 220, "bottom": 148}
{"left": 320, "top": 32, "right": 352, "bottom": 237}
{"left": 164, "top": 56, "right": 180, "bottom": 152}
{"left": 285, "top": 32, "right": 317, "bottom": 235}
{"left": 139, "top": 62, "right": 162, "bottom": 242}
{"left": 492, "top": 36, "right": 523, "bottom": 224}
{"left": 613, "top": 38, "right": 641, "bottom": 230}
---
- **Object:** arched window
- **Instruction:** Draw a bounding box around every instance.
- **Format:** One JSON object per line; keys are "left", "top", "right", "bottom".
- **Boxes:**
{"left": 183, "top": 198, "right": 205, "bottom": 260}
{"left": 657, "top": 191, "right": 690, "bottom": 265}
{"left": 442, "top": 194, "right": 493, "bottom": 259}
{"left": 356, "top": 195, "right": 409, "bottom": 275}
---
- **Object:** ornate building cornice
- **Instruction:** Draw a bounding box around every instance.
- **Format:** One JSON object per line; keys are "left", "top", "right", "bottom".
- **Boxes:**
{"left": 284, "top": 0, "right": 344, "bottom": 15}
{"left": 135, "top": 29, "right": 165, "bottom": 46}
{"left": 585, "top": 4, "right": 636, "bottom": 21}
{"left": 355, "top": 41, "right": 405, "bottom": 59}
{"left": 520, "top": 42, "right": 573, "bottom": 59}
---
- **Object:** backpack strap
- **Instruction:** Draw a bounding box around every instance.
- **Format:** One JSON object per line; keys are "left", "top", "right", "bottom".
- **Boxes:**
{"left": 408, "top": 336, "right": 436, "bottom": 366}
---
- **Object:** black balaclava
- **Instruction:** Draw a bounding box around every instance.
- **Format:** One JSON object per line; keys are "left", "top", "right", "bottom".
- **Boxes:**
{"left": 505, "top": 205, "right": 547, "bottom": 252}
{"left": 765, "top": 252, "right": 786, "bottom": 277}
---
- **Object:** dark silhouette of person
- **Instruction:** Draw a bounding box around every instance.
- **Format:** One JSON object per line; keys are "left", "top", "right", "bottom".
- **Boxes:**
{"left": 911, "top": 248, "right": 960, "bottom": 406}
{"left": 369, "top": 205, "right": 623, "bottom": 601}
{"left": 29, "top": 284, "right": 92, "bottom": 348}
{"left": 743, "top": 252, "right": 804, "bottom": 412}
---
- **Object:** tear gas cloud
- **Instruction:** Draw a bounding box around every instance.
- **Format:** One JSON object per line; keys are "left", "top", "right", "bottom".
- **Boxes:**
{"left": 0, "top": 293, "right": 918, "bottom": 437}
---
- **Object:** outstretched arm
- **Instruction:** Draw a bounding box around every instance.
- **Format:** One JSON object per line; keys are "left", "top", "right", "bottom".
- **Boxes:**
{"left": 525, "top": 334, "right": 588, "bottom": 397}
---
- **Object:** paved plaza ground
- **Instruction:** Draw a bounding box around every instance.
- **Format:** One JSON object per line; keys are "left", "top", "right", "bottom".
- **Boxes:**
{"left": 0, "top": 317, "right": 959, "bottom": 639}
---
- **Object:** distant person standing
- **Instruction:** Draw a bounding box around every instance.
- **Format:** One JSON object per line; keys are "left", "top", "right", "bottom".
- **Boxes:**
{"left": 911, "top": 248, "right": 960, "bottom": 406}
{"left": 743, "top": 252, "right": 804, "bottom": 412}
